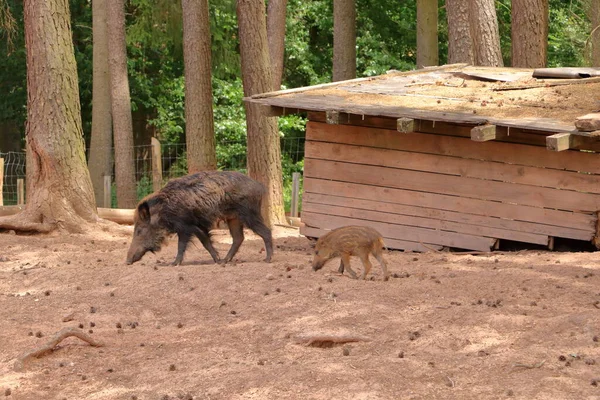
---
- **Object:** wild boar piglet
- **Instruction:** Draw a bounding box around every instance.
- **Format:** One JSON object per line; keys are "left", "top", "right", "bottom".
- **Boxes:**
{"left": 312, "top": 225, "right": 389, "bottom": 281}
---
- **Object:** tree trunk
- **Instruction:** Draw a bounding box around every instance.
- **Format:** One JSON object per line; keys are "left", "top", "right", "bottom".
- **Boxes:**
{"left": 446, "top": 0, "right": 474, "bottom": 64}
{"left": 511, "top": 0, "right": 548, "bottom": 68}
{"left": 237, "top": 0, "right": 286, "bottom": 227}
{"left": 0, "top": 0, "right": 97, "bottom": 233}
{"left": 107, "top": 0, "right": 137, "bottom": 208}
{"left": 416, "top": 0, "right": 438, "bottom": 68}
{"left": 591, "top": 0, "right": 600, "bottom": 67}
{"left": 267, "top": 0, "right": 287, "bottom": 90}
{"left": 333, "top": 0, "right": 356, "bottom": 81}
{"left": 88, "top": 0, "right": 113, "bottom": 207}
{"left": 182, "top": 0, "right": 217, "bottom": 174}
{"left": 468, "top": 0, "right": 503, "bottom": 67}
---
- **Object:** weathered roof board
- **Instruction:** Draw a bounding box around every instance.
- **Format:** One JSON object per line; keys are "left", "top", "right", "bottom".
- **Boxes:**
{"left": 247, "top": 64, "right": 600, "bottom": 135}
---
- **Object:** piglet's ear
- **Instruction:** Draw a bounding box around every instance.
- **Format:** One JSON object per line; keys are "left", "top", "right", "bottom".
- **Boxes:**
{"left": 137, "top": 201, "right": 151, "bottom": 223}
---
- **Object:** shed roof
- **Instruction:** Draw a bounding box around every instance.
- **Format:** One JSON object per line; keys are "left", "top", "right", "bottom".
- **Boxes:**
{"left": 246, "top": 64, "right": 600, "bottom": 134}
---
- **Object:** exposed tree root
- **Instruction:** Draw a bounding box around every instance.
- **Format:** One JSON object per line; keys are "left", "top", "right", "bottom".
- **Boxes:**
{"left": 14, "top": 327, "right": 104, "bottom": 372}
{"left": 0, "top": 213, "right": 53, "bottom": 233}
{"left": 294, "top": 334, "right": 371, "bottom": 348}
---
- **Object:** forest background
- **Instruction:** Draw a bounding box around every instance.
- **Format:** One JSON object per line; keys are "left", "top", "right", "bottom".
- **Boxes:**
{"left": 0, "top": 0, "right": 595, "bottom": 210}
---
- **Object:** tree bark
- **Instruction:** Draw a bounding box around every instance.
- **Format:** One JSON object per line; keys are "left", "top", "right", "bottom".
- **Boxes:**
{"left": 88, "top": 0, "right": 113, "bottom": 207}
{"left": 182, "top": 0, "right": 217, "bottom": 173}
{"left": 237, "top": 0, "right": 286, "bottom": 227}
{"left": 446, "top": 0, "right": 474, "bottom": 64}
{"left": 267, "top": 0, "right": 287, "bottom": 90}
{"left": 107, "top": 0, "right": 137, "bottom": 208}
{"left": 468, "top": 0, "right": 503, "bottom": 67}
{"left": 416, "top": 0, "right": 438, "bottom": 68}
{"left": 0, "top": 0, "right": 97, "bottom": 233}
{"left": 511, "top": 0, "right": 548, "bottom": 68}
{"left": 333, "top": 0, "right": 356, "bottom": 81}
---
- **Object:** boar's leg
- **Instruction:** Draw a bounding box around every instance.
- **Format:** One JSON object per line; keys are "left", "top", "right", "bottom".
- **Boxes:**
{"left": 373, "top": 251, "right": 389, "bottom": 281}
{"left": 193, "top": 227, "right": 221, "bottom": 263}
{"left": 242, "top": 213, "right": 273, "bottom": 263}
{"left": 337, "top": 260, "right": 345, "bottom": 274}
{"left": 172, "top": 231, "right": 192, "bottom": 266}
{"left": 222, "top": 218, "right": 244, "bottom": 263}
{"left": 341, "top": 253, "right": 358, "bottom": 279}
{"left": 358, "top": 254, "right": 374, "bottom": 280}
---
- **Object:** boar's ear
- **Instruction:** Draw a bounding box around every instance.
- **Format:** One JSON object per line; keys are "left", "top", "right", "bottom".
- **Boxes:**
{"left": 137, "top": 201, "right": 151, "bottom": 223}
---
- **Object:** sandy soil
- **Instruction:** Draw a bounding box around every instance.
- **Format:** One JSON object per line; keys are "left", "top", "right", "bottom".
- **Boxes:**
{"left": 1, "top": 225, "right": 600, "bottom": 400}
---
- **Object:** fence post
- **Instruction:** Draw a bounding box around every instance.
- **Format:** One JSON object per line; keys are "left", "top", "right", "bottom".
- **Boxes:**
{"left": 17, "top": 178, "right": 25, "bottom": 205}
{"left": 291, "top": 172, "right": 300, "bottom": 218}
{"left": 0, "top": 158, "right": 3, "bottom": 206}
{"left": 151, "top": 137, "right": 163, "bottom": 192}
{"left": 103, "top": 175, "right": 112, "bottom": 208}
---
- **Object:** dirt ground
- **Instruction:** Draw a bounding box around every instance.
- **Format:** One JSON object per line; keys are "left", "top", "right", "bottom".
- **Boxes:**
{"left": 1, "top": 225, "right": 600, "bottom": 400}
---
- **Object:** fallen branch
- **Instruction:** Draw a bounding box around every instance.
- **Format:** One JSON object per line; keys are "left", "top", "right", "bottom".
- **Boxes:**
{"left": 294, "top": 334, "right": 371, "bottom": 348}
{"left": 512, "top": 360, "right": 546, "bottom": 369}
{"left": 14, "top": 327, "right": 104, "bottom": 372}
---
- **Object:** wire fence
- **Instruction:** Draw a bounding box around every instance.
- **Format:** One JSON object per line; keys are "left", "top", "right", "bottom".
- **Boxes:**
{"left": 0, "top": 151, "right": 26, "bottom": 206}
{"left": 1, "top": 137, "right": 305, "bottom": 210}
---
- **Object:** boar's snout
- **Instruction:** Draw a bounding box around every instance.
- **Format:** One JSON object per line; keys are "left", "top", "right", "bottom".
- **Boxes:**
{"left": 126, "top": 246, "right": 147, "bottom": 265}
{"left": 312, "top": 256, "right": 326, "bottom": 271}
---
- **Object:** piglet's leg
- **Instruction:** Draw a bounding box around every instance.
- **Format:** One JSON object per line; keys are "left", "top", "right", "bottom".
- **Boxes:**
{"left": 341, "top": 253, "right": 358, "bottom": 279}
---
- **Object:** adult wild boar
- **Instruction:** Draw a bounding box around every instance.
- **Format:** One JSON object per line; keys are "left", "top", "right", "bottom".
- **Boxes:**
{"left": 126, "top": 171, "right": 273, "bottom": 266}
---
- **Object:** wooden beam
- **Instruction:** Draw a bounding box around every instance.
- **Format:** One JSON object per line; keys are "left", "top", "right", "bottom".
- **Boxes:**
{"left": 397, "top": 118, "right": 415, "bottom": 133}
{"left": 307, "top": 121, "right": 600, "bottom": 174}
{"left": 326, "top": 110, "right": 341, "bottom": 124}
{"left": 575, "top": 113, "right": 600, "bottom": 132}
{"left": 98, "top": 208, "right": 134, "bottom": 225}
{"left": 471, "top": 124, "right": 500, "bottom": 142}
{"left": 546, "top": 133, "right": 587, "bottom": 151}
{"left": 257, "top": 105, "right": 301, "bottom": 117}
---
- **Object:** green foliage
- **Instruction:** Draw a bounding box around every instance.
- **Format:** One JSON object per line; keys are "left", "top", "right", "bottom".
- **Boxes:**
{"left": 0, "top": 0, "right": 595, "bottom": 211}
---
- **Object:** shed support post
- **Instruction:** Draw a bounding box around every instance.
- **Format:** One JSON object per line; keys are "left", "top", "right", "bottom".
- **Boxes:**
{"left": 151, "top": 137, "right": 163, "bottom": 193}
{"left": 103, "top": 175, "right": 112, "bottom": 208}
{"left": 291, "top": 172, "right": 301, "bottom": 218}
{"left": 16, "top": 178, "right": 24, "bottom": 205}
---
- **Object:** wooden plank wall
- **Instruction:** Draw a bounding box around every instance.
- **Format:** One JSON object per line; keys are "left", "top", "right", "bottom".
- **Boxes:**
{"left": 301, "top": 121, "right": 600, "bottom": 252}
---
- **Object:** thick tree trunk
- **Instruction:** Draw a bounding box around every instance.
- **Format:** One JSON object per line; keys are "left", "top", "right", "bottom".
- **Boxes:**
{"left": 88, "top": 0, "right": 113, "bottom": 207}
{"left": 333, "top": 0, "right": 356, "bottom": 81}
{"left": 511, "top": 0, "right": 548, "bottom": 68}
{"left": 416, "top": 0, "right": 438, "bottom": 68}
{"left": 0, "top": 0, "right": 97, "bottom": 233}
{"left": 237, "top": 0, "right": 286, "bottom": 227}
{"left": 446, "top": 0, "right": 474, "bottom": 64}
{"left": 107, "top": 0, "right": 137, "bottom": 208}
{"left": 591, "top": 0, "right": 600, "bottom": 67}
{"left": 182, "top": 0, "right": 217, "bottom": 174}
{"left": 267, "top": 0, "right": 287, "bottom": 90}
{"left": 468, "top": 0, "right": 503, "bottom": 67}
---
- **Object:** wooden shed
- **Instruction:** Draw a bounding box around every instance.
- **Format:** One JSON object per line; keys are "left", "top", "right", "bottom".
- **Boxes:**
{"left": 247, "top": 64, "right": 600, "bottom": 252}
